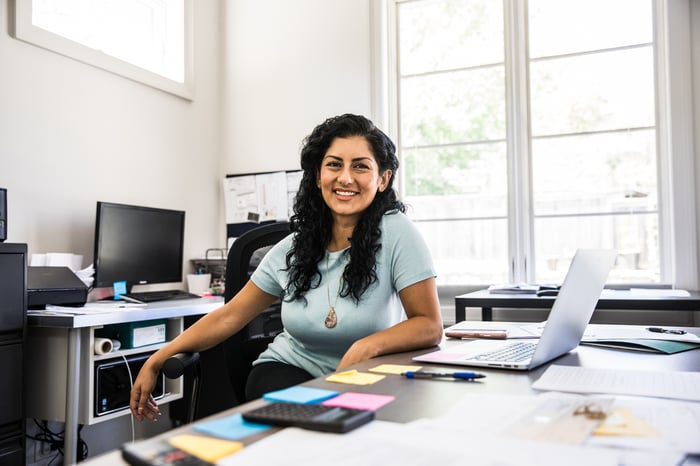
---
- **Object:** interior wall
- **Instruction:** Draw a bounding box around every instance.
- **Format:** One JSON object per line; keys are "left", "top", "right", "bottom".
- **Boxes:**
{"left": 0, "top": 0, "right": 223, "bottom": 292}
{"left": 218, "top": 0, "right": 373, "bottom": 178}
{"left": 3, "top": 0, "right": 699, "bottom": 462}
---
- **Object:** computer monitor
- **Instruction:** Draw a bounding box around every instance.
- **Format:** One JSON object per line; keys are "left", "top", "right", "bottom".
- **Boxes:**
{"left": 93, "top": 201, "right": 185, "bottom": 293}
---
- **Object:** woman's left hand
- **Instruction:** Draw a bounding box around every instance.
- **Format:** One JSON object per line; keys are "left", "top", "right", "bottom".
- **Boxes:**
{"left": 335, "top": 277, "right": 443, "bottom": 371}
{"left": 336, "top": 339, "right": 380, "bottom": 371}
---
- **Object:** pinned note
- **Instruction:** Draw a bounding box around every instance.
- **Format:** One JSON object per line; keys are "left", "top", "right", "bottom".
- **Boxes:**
{"left": 593, "top": 408, "right": 659, "bottom": 437}
{"left": 322, "top": 392, "right": 395, "bottom": 411}
{"left": 325, "top": 370, "right": 385, "bottom": 385}
{"left": 169, "top": 434, "right": 243, "bottom": 462}
{"left": 369, "top": 364, "right": 423, "bottom": 375}
{"left": 193, "top": 413, "right": 270, "bottom": 440}
{"left": 263, "top": 386, "right": 339, "bottom": 404}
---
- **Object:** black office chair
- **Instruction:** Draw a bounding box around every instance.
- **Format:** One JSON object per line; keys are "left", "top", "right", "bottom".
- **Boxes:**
{"left": 164, "top": 221, "right": 291, "bottom": 424}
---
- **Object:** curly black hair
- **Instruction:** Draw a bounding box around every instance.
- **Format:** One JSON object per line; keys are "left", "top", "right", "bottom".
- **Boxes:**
{"left": 284, "top": 114, "right": 406, "bottom": 304}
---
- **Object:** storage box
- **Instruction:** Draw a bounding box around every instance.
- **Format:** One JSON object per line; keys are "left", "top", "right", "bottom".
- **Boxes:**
{"left": 96, "top": 319, "right": 167, "bottom": 349}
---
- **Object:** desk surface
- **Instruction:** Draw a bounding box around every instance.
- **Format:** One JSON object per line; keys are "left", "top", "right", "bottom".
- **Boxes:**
{"left": 455, "top": 289, "right": 700, "bottom": 322}
{"left": 82, "top": 326, "right": 700, "bottom": 465}
{"left": 27, "top": 296, "right": 224, "bottom": 328}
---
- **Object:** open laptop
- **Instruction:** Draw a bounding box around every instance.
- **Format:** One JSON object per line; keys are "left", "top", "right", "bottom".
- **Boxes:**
{"left": 413, "top": 249, "right": 616, "bottom": 370}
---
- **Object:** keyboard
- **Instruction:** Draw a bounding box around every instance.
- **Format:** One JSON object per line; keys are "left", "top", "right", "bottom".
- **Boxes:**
{"left": 469, "top": 341, "right": 536, "bottom": 362}
{"left": 120, "top": 289, "right": 202, "bottom": 304}
{"left": 242, "top": 402, "right": 374, "bottom": 433}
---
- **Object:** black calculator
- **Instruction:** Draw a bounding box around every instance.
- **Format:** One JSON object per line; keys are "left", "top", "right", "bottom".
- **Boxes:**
{"left": 242, "top": 402, "right": 374, "bottom": 433}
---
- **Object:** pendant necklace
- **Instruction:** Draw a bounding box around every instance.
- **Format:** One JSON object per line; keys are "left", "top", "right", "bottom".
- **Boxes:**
{"left": 325, "top": 252, "right": 342, "bottom": 329}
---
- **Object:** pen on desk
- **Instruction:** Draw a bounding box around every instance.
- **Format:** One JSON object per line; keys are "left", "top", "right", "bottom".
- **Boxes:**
{"left": 646, "top": 326, "right": 687, "bottom": 335}
{"left": 402, "top": 371, "right": 486, "bottom": 380}
{"left": 445, "top": 330, "right": 508, "bottom": 340}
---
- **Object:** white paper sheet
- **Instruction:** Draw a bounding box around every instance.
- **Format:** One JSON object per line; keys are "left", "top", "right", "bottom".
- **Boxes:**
{"left": 218, "top": 421, "right": 623, "bottom": 466}
{"left": 583, "top": 323, "right": 700, "bottom": 343}
{"left": 532, "top": 365, "right": 700, "bottom": 402}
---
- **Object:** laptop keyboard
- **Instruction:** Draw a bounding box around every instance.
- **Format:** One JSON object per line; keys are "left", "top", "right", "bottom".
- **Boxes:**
{"left": 469, "top": 341, "right": 536, "bottom": 362}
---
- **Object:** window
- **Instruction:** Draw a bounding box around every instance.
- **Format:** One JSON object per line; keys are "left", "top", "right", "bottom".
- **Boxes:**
{"left": 374, "top": 0, "right": 697, "bottom": 288}
{"left": 12, "top": 0, "right": 193, "bottom": 99}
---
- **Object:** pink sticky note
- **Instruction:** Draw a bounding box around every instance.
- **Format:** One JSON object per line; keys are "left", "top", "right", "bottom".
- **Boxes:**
{"left": 321, "top": 392, "right": 395, "bottom": 411}
{"left": 419, "top": 351, "right": 463, "bottom": 361}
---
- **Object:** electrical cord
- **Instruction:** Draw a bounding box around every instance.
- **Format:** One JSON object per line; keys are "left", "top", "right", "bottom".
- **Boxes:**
{"left": 28, "top": 344, "right": 134, "bottom": 463}
{"left": 27, "top": 419, "right": 88, "bottom": 463}
{"left": 119, "top": 350, "right": 137, "bottom": 444}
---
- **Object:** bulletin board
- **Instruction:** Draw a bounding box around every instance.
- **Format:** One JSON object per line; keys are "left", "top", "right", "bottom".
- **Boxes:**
{"left": 223, "top": 170, "right": 302, "bottom": 241}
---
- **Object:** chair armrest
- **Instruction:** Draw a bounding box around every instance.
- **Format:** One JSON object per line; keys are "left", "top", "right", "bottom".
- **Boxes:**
{"left": 162, "top": 352, "right": 201, "bottom": 379}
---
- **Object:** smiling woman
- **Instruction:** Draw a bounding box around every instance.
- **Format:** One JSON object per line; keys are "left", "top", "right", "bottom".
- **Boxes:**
{"left": 11, "top": 0, "right": 193, "bottom": 99}
{"left": 317, "top": 136, "right": 391, "bottom": 231}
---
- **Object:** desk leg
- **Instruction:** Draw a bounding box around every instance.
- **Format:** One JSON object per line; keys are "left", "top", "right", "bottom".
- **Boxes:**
{"left": 482, "top": 307, "right": 493, "bottom": 321}
{"left": 64, "top": 328, "right": 81, "bottom": 465}
{"left": 455, "top": 303, "right": 466, "bottom": 323}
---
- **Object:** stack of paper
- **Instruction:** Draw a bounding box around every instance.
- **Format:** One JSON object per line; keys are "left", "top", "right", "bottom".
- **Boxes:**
{"left": 487, "top": 283, "right": 539, "bottom": 294}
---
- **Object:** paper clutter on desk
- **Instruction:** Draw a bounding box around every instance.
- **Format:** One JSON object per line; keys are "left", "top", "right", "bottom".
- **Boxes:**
{"left": 31, "top": 252, "right": 83, "bottom": 270}
{"left": 30, "top": 253, "right": 94, "bottom": 287}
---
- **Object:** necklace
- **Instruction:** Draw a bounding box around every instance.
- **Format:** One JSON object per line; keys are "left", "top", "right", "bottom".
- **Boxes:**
{"left": 325, "top": 252, "right": 342, "bottom": 328}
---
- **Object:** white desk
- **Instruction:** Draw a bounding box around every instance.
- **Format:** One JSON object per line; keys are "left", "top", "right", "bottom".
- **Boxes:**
{"left": 81, "top": 325, "right": 700, "bottom": 465}
{"left": 26, "top": 297, "right": 223, "bottom": 465}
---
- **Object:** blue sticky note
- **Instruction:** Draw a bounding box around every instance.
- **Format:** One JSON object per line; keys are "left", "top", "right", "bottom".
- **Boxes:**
{"left": 113, "top": 281, "right": 127, "bottom": 299}
{"left": 262, "top": 386, "right": 339, "bottom": 404}
{"left": 193, "top": 413, "right": 270, "bottom": 440}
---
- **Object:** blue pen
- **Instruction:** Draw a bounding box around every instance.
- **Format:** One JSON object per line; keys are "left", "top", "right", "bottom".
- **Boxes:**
{"left": 402, "top": 371, "right": 486, "bottom": 380}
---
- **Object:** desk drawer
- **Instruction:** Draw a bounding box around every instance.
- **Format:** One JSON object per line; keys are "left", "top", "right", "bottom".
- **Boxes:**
{"left": 0, "top": 344, "right": 22, "bottom": 427}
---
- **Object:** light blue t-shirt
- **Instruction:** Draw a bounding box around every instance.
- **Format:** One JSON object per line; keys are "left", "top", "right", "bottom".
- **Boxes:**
{"left": 250, "top": 211, "right": 436, "bottom": 377}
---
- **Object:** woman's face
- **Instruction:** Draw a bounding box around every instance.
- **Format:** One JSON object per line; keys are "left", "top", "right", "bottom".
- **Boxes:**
{"left": 316, "top": 136, "right": 391, "bottom": 223}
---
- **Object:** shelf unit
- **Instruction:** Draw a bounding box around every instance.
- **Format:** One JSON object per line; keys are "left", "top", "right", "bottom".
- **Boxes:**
{"left": 27, "top": 317, "right": 184, "bottom": 425}
{"left": 26, "top": 297, "right": 222, "bottom": 464}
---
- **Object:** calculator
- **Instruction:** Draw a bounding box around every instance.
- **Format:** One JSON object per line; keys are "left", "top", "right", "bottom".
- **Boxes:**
{"left": 242, "top": 402, "right": 374, "bottom": 433}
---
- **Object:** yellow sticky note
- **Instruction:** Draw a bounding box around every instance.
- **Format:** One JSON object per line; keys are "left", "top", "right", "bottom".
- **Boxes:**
{"left": 593, "top": 408, "right": 659, "bottom": 437}
{"left": 326, "top": 369, "right": 385, "bottom": 385}
{"left": 169, "top": 434, "right": 243, "bottom": 462}
{"left": 369, "top": 364, "right": 423, "bottom": 375}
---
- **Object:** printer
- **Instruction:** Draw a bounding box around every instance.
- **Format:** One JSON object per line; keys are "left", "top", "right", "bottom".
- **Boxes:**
{"left": 28, "top": 266, "right": 88, "bottom": 308}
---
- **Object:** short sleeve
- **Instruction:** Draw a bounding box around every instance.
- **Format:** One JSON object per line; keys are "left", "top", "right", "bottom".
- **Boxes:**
{"left": 250, "top": 234, "right": 294, "bottom": 297}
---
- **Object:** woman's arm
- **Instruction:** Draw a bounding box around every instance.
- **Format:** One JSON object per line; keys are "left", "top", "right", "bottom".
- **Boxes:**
{"left": 336, "top": 277, "right": 443, "bottom": 370}
{"left": 130, "top": 281, "right": 279, "bottom": 421}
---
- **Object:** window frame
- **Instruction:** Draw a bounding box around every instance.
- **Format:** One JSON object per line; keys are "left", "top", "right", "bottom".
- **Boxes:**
{"left": 371, "top": 0, "right": 697, "bottom": 289}
{"left": 10, "top": 0, "right": 194, "bottom": 100}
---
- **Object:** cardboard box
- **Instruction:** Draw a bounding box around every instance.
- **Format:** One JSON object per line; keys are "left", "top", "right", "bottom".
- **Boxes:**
{"left": 96, "top": 319, "right": 167, "bottom": 349}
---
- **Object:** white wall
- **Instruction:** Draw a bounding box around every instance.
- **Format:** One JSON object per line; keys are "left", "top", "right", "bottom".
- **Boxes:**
{"left": 219, "top": 0, "right": 373, "bottom": 176}
{"left": 0, "top": 0, "right": 223, "bottom": 293}
{"left": 2, "top": 0, "right": 375, "bottom": 461}
{"left": 0, "top": 0, "right": 373, "bottom": 297}
{"left": 692, "top": 0, "right": 700, "bottom": 285}
{"left": 2, "top": 0, "right": 699, "bottom": 461}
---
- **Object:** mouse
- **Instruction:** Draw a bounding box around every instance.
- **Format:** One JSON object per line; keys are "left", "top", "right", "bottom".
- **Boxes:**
{"left": 536, "top": 289, "right": 559, "bottom": 297}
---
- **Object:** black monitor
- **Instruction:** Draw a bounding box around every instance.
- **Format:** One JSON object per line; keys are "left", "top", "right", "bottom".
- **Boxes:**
{"left": 93, "top": 201, "right": 185, "bottom": 293}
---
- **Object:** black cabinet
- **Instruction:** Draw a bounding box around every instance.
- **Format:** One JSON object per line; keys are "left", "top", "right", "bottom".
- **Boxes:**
{"left": 0, "top": 243, "right": 27, "bottom": 465}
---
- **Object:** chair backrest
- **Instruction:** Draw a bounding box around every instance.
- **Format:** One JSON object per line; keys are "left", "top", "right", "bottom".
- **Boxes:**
{"left": 221, "top": 221, "right": 291, "bottom": 404}
{"left": 224, "top": 221, "right": 292, "bottom": 301}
